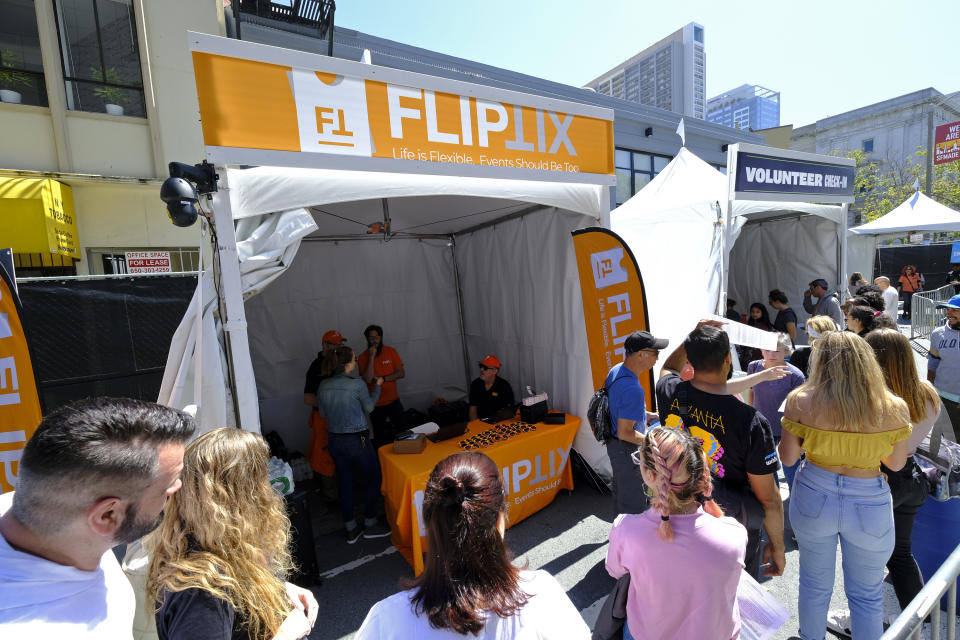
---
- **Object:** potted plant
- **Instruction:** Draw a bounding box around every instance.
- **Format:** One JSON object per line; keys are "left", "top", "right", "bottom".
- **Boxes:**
{"left": 0, "top": 49, "right": 31, "bottom": 104}
{"left": 90, "top": 66, "right": 128, "bottom": 115}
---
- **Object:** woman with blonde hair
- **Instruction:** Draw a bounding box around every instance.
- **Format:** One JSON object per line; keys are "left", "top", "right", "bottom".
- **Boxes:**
{"left": 779, "top": 332, "right": 911, "bottom": 640}
{"left": 788, "top": 315, "right": 836, "bottom": 378}
{"left": 606, "top": 427, "right": 747, "bottom": 640}
{"left": 865, "top": 329, "right": 941, "bottom": 611}
{"left": 147, "top": 428, "right": 318, "bottom": 640}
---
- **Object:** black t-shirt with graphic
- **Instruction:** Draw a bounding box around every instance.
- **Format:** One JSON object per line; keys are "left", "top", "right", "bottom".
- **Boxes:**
{"left": 469, "top": 376, "right": 515, "bottom": 419}
{"left": 655, "top": 373, "right": 777, "bottom": 491}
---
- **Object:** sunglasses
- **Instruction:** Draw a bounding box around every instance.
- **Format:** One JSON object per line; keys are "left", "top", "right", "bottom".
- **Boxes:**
{"left": 479, "top": 364, "right": 497, "bottom": 371}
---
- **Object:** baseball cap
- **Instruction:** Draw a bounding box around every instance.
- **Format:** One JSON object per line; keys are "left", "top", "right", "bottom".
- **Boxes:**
{"left": 809, "top": 278, "right": 829, "bottom": 289}
{"left": 624, "top": 330, "right": 669, "bottom": 354}
{"left": 322, "top": 330, "right": 347, "bottom": 344}
{"left": 936, "top": 294, "right": 960, "bottom": 310}
{"left": 479, "top": 354, "right": 501, "bottom": 369}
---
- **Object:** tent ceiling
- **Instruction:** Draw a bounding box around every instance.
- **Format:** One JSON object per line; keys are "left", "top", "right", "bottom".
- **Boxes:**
{"left": 305, "top": 195, "right": 540, "bottom": 237}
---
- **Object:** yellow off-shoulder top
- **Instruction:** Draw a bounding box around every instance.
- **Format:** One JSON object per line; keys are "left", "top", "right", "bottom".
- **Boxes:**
{"left": 781, "top": 417, "right": 911, "bottom": 470}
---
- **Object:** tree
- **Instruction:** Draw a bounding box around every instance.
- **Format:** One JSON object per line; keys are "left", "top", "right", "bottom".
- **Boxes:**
{"left": 842, "top": 148, "right": 960, "bottom": 236}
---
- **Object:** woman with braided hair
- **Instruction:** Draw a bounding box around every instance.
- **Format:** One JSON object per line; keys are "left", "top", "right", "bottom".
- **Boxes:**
{"left": 605, "top": 427, "right": 747, "bottom": 640}
{"left": 356, "top": 452, "right": 589, "bottom": 639}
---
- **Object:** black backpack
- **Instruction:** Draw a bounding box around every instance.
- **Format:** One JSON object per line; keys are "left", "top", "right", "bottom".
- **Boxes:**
{"left": 587, "top": 376, "right": 628, "bottom": 442}
{"left": 587, "top": 386, "right": 613, "bottom": 441}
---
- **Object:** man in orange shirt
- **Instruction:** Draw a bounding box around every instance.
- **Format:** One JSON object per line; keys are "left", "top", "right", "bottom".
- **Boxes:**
{"left": 359, "top": 324, "right": 406, "bottom": 449}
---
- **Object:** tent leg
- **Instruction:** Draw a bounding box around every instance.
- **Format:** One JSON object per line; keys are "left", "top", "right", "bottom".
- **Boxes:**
{"left": 839, "top": 203, "right": 849, "bottom": 291}
{"left": 449, "top": 236, "right": 472, "bottom": 391}
{"left": 210, "top": 167, "right": 260, "bottom": 432}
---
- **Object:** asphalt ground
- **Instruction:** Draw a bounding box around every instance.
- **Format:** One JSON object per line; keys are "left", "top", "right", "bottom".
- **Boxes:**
{"left": 301, "top": 328, "right": 958, "bottom": 639}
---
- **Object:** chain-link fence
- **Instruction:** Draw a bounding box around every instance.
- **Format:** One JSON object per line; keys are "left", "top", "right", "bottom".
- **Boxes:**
{"left": 17, "top": 274, "right": 196, "bottom": 413}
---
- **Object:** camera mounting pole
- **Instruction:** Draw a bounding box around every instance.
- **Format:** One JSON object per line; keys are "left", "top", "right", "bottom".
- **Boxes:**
{"left": 207, "top": 166, "right": 259, "bottom": 432}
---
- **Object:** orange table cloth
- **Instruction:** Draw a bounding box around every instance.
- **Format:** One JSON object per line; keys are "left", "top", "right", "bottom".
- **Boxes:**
{"left": 378, "top": 413, "right": 580, "bottom": 575}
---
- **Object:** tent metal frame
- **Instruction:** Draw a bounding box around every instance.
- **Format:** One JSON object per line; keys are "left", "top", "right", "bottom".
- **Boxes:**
{"left": 285, "top": 200, "right": 558, "bottom": 400}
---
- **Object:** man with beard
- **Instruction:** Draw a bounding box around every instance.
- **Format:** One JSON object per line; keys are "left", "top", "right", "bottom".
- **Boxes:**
{"left": 0, "top": 397, "right": 195, "bottom": 636}
{"left": 358, "top": 324, "right": 406, "bottom": 449}
{"left": 929, "top": 295, "right": 960, "bottom": 442}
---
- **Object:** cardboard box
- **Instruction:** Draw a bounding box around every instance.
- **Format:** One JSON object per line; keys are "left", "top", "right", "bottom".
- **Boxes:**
{"left": 393, "top": 433, "right": 427, "bottom": 454}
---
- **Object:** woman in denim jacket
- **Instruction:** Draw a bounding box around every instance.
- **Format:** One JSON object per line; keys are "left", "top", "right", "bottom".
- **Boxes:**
{"left": 317, "top": 345, "right": 388, "bottom": 544}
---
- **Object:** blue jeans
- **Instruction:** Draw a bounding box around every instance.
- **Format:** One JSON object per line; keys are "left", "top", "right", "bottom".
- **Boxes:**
{"left": 790, "top": 461, "right": 894, "bottom": 640}
{"left": 328, "top": 431, "right": 381, "bottom": 525}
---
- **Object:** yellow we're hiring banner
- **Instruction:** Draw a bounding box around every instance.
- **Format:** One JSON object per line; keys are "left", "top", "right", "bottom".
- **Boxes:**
{"left": 0, "top": 264, "right": 42, "bottom": 493}
{"left": 572, "top": 228, "right": 653, "bottom": 404}
{"left": 188, "top": 35, "right": 614, "bottom": 183}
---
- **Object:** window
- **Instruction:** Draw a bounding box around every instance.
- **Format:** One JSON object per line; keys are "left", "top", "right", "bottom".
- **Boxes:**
{"left": 615, "top": 148, "right": 672, "bottom": 204}
{"left": 694, "top": 26, "right": 704, "bottom": 43}
{"left": 862, "top": 138, "right": 874, "bottom": 153}
{"left": 53, "top": 0, "right": 145, "bottom": 117}
{"left": 0, "top": 0, "right": 48, "bottom": 107}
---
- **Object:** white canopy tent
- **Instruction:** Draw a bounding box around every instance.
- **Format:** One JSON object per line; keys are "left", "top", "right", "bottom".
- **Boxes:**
{"left": 847, "top": 191, "right": 960, "bottom": 282}
{"left": 158, "top": 167, "right": 616, "bottom": 475}
{"left": 850, "top": 191, "right": 960, "bottom": 235}
{"left": 610, "top": 147, "right": 847, "bottom": 356}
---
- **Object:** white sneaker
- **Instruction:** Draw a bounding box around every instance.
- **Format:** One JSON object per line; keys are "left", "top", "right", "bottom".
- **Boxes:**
{"left": 826, "top": 609, "right": 852, "bottom": 638}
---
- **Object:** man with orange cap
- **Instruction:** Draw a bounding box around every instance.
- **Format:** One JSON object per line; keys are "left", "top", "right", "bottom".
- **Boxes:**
{"left": 468, "top": 354, "right": 515, "bottom": 421}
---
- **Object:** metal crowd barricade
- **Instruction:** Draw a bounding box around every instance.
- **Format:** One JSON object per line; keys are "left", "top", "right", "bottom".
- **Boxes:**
{"left": 881, "top": 542, "right": 960, "bottom": 640}
{"left": 912, "top": 285, "right": 955, "bottom": 340}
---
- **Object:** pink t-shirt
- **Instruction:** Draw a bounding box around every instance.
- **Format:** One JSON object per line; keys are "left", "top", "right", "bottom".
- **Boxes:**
{"left": 606, "top": 508, "right": 747, "bottom": 640}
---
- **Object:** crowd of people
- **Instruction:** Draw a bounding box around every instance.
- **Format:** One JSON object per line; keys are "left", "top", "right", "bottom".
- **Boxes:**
{"left": 0, "top": 276, "right": 958, "bottom": 640}
{"left": 301, "top": 326, "right": 516, "bottom": 544}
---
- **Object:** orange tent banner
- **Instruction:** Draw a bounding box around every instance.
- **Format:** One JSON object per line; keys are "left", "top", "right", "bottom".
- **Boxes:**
{"left": 572, "top": 228, "right": 653, "bottom": 406}
{"left": 0, "top": 263, "right": 42, "bottom": 493}
{"left": 187, "top": 34, "right": 614, "bottom": 184}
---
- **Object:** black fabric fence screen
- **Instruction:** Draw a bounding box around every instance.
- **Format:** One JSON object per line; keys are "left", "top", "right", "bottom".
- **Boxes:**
{"left": 874, "top": 243, "right": 956, "bottom": 288}
{"left": 18, "top": 275, "right": 196, "bottom": 414}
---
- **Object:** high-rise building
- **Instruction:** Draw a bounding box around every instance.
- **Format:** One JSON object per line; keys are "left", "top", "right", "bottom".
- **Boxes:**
{"left": 706, "top": 85, "right": 780, "bottom": 131}
{"left": 585, "top": 23, "right": 706, "bottom": 119}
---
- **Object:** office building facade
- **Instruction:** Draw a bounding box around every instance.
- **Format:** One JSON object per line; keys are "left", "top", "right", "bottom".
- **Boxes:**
{"left": 706, "top": 84, "right": 780, "bottom": 131}
{"left": 585, "top": 23, "right": 705, "bottom": 120}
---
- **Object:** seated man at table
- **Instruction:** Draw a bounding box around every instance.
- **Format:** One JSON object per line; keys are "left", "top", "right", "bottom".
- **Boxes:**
{"left": 468, "top": 354, "right": 515, "bottom": 421}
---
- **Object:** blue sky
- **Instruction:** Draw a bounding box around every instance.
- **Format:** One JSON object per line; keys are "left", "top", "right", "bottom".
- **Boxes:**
{"left": 332, "top": 0, "right": 957, "bottom": 127}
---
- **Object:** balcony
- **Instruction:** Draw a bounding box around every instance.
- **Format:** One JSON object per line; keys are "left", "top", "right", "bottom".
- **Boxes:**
{"left": 237, "top": 0, "right": 335, "bottom": 36}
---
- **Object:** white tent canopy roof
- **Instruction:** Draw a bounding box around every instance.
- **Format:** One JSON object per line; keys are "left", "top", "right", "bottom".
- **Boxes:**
{"left": 849, "top": 191, "right": 960, "bottom": 234}
{"left": 614, "top": 148, "right": 844, "bottom": 225}
{"left": 226, "top": 166, "right": 608, "bottom": 232}
{"left": 610, "top": 146, "right": 847, "bottom": 364}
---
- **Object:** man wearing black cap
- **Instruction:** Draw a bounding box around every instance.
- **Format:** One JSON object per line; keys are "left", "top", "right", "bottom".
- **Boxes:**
{"left": 604, "top": 330, "right": 668, "bottom": 515}
{"left": 656, "top": 321, "right": 784, "bottom": 579}
{"left": 802, "top": 278, "right": 844, "bottom": 328}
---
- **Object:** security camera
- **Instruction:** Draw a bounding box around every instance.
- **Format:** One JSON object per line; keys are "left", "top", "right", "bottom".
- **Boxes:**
{"left": 160, "top": 176, "right": 200, "bottom": 227}
{"left": 160, "top": 161, "right": 218, "bottom": 227}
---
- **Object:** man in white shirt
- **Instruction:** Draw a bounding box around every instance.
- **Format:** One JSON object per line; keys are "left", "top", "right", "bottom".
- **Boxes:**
{"left": 875, "top": 276, "right": 900, "bottom": 321}
{"left": 929, "top": 296, "right": 960, "bottom": 442}
{"left": 0, "top": 398, "right": 195, "bottom": 638}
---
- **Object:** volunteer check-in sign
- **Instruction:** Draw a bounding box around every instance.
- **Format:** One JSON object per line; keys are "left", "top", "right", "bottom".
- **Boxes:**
{"left": 572, "top": 228, "right": 653, "bottom": 404}
{"left": 0, "top": 264, "right": 42, "bottom": 493}
{"left": 188, "top": 33, "right": 614, "bottom": 184}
